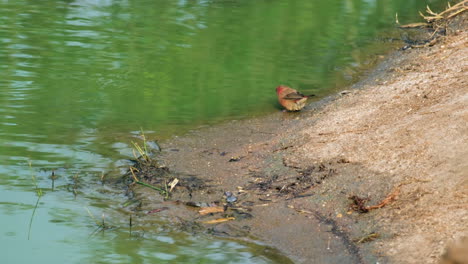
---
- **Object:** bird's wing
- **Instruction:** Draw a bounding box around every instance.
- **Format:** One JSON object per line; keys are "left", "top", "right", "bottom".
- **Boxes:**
{"left": 283, "top": 92, "right": 306, "bottom": 100}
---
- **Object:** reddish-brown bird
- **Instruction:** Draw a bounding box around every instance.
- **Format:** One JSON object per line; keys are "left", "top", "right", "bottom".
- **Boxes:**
{"left": 276, "top": 85, "right": 314, "bottom": 111}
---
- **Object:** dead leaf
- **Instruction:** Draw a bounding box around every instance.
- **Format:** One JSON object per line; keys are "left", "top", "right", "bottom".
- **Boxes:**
{"left": 198, "top": 206, "right": 224, "bottom": 215}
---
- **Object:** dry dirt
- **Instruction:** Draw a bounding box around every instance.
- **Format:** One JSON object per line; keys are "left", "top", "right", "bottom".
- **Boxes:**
{"left": 126, "top": 18, "right": 467, "bottom": 264}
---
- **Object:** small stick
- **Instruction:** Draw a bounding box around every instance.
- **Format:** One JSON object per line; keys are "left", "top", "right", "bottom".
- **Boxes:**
{"left": 365, "top": 187, "right": 401, "bottom": 210}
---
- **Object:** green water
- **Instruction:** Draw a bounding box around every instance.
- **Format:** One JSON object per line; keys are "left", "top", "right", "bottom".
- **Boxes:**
{"left": 0, "top": 0, "right": 446, "bottom": 263}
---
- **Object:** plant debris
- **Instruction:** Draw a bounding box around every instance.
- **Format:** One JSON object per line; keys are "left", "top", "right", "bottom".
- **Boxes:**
{"left": 246, "top": 162, "right": 336, "bottom": 198}
{"left": 349, "top": 186, "right": 401, "bottom": 213}
{"left": 198, "top": 206, "right": 225, "bottom": 215}
{"left": 125, "top": 158, "right": 212, "bottom": 198}
{"left": 419, "top": 1, "right": 468, "bottom": 22}
{"left": 349, "top": 195, "right": 371, "bottom": 213}
{"left": 353, "top": 232, "right": 380, "bottom": 244}
{"left": 202, "top": 217, "right": 235, "bottom": 224}
{"left": 398, "top": 0, "right": 468, "bottom": 48}
{"left": 168, "top": 178, "right": 179, "bottom": 192}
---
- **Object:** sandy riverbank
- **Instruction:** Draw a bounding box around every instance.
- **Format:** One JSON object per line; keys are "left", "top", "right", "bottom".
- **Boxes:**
{"left": 126, "top": 14, "right": 467, "bottom": 264}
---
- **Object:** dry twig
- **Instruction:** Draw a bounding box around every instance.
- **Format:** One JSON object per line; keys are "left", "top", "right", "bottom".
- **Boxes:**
{"left": 350, "top": 186, "right": 401, "bottom": 213}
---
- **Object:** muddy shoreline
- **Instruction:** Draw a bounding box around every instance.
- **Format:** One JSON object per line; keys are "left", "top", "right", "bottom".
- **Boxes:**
{"left": 124, "top": 16, "right": 467, "bottom": 264}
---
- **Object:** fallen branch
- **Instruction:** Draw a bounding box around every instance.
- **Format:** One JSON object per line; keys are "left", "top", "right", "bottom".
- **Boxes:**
{"left": 398, "top": 0, "right": 467, "bottom": 48}
{"left": 420, "top": 0, "right": 468, "bottom": 22}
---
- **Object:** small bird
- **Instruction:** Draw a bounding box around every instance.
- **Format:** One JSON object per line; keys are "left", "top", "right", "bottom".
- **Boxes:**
{"left": 276, "top": 85, "right": 314, "bottom": 111}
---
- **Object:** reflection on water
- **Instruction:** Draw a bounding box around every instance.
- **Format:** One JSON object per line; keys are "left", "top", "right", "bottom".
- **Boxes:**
{"left": 0, "top": 0, "right": 445, "bottom": 263}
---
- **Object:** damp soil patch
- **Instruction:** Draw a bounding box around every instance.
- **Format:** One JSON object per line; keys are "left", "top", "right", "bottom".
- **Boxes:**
{"left": 114, "top": 9, "right": 467, "bottom": 264}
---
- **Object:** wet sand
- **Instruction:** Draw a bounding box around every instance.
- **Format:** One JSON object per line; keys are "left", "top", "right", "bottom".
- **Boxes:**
{"left": 127, "top": 16, "right": 467, "bottom": 264}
